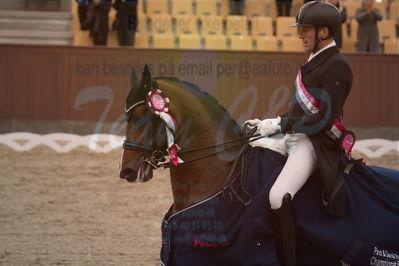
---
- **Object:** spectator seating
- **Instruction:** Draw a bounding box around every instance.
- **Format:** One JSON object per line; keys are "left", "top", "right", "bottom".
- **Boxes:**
{"left": 378, "top": 19, "right": 397, "bottom": 42}
{"left": 147, "top": 0, "right": 168, "bottom": 15}
{"left": 152, "top": 32, "right": 175, "bottom": 48}
{"left": 226, "top": 15, "right": 248, "bottom": 36}
{"left": 135, "top": 33, "right": 150, "bottom": 48}
{"left": 342, "top": 1, "right": 358, "bottom": 20}
{"left": 204, "top": 34, "right": 227, "bottom": 49}
{"left": 220, "top": 0, "right": 230, "bottom": 17}
{"left": 172, "top": 0, "right": 193, "bottom": 16}
{"left": 175, "top": 15, "right": 198, "bottom": 35}
{"left": 280, "top": 37, "right": 302, "bottom": 52}
{"left": 196, "top": 0, "right": 218, "bottom": 16}
{"left": 149, "top": 14, "right": 173, "bottom": 34}
{"left": 230, "top": 35, "right": 253, "bottom": 50}
{"left": 200, "top": 15, "right": 224, "bottom": 35}
{"left": 350, "top": 19, "right": 358, "bottom": 43}
{"left": 179, "top": 34, "right": 201, "bottom": 49}
{"left": 384, "top": 38, "right": 399, "bottom": 53}
{"left": 276, "top": 16, "right": 296, "bottom": 37}
{"left": 256, "top": 35, "right": 278, "bottom": 51}
{"left": 71, "top": 0, "right": 399, "bottom": 54}
{"left": 136, "top": 15, "right": 148, "bottom": 35}
{"left": 251, "top": 16, "right": 273, "bottom": 37}
{"left": 245, "top": 0, "right": 267, "bottom": 18}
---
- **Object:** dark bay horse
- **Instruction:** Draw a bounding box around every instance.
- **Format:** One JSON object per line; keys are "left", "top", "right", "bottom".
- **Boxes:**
{"left": 119, "top": 66, "right": 399, "bottom": 266}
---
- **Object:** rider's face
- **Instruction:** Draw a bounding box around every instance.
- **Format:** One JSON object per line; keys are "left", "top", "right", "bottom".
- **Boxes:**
{"left": 298, "top": 26, "right": 315, "bottom": 54}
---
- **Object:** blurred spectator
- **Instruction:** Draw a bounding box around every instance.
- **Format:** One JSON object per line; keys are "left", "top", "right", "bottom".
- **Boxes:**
{"left": 76, "top": 0, "right": 92, "bottom": 30}
{"left": 276, "top": 0, "right": 292, "bottom": 16}
{"left": 113, "top": 0, "right": 138, "bottom": 46}
{"left": 328, "top": 0, "right": 347, "bottom": 48}
{"left": 85, "top": 0, "right": 111, "bottom": 45}
{"left": 229, "top": 0, "right": 245, "bottom": 15}
{"left": 355, "top": 0, "right": 383, "bottom": 52}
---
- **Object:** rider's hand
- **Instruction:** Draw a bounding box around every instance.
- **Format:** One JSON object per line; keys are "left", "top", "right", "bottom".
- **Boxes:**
{"left": 258, "top": 117, "right": 281, "bottom": 136}
{"left": 243, "top": 119, "right": 261, "bottom": 134}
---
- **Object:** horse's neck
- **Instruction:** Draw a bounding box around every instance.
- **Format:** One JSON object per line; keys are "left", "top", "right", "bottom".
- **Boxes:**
{"left": 169, "top": 119, "right": 242, "bottom": 213}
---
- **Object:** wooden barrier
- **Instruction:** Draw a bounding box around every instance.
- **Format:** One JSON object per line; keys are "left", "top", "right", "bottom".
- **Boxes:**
{"left": 0, "top": 44, "right": 398, "bottom": 134}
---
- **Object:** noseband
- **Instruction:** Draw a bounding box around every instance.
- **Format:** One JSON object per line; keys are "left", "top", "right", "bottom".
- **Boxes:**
{"left": 123, "top": 139, "right": 167, "bottom": 168}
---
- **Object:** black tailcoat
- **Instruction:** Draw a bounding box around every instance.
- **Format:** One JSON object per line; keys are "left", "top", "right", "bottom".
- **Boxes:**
{"left": 280, "top": 46, "right": 353, "bottom": 217}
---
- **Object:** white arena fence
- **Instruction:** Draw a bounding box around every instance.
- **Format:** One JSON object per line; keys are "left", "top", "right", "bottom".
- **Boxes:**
{"left": 0, "top": 132, "right": 398, "bottom": 158}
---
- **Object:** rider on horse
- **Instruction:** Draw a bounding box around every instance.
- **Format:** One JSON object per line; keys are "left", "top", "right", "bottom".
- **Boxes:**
{"left": 246, "top": 2, "right": 354, "bottom": 265}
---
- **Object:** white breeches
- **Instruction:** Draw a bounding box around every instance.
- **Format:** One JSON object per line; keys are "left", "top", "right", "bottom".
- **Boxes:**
{"left": 269, "top": 133, "right": 317, "bottom": 210}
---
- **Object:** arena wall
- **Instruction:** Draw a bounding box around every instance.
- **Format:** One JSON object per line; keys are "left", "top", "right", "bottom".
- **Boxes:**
{"left": 0, "top": 44, "right": 398, "bottom": 136}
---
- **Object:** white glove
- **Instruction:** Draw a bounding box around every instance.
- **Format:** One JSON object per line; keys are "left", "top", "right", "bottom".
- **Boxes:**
{"left": 258, "top": 117, "right": 281, "bottom": 136}
{"left": 243, "top": 119, "right": 261, "bottom": 134}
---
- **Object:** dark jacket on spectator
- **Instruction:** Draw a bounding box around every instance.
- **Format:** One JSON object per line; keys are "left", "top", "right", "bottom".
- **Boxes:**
{"left": 355, "top": 7, "right": 383, "bottom": 52}
{"left": 84, "top": 0, "right": 111, "bottom": 45}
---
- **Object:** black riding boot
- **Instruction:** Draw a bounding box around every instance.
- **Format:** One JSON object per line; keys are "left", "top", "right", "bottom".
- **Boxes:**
{"left": 273, "top": 193, "right": 296, "bottom": 266}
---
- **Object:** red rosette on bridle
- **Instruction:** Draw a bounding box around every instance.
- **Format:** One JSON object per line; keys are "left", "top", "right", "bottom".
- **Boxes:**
{"left": 340, "top": 130, "right": 356, "bottom": 160}
{"left": 147, "top": 89, "right": 170, "bottom": 115}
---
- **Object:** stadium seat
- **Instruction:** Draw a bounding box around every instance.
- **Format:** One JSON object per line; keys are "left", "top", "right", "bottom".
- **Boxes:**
{"left": 138, "top": 0, "right": 144, "bottom": 15}
{"left": 220, "top": 0, "right": 229, "bottom": 17}
{"left": 350, "top": 19, "right": 358, "bottom": 42}
{"left": 280, "top": 37, "right": 303, "bottom": 52}
{"left": 136, "top": 15, "right": 148, "bottom": 35}
{"left": 251, "top": 16, "right": 273, "bottom": 37}
{"left": 384, "top": 39, "right": 399, "bottom": 53}
{"left": 341, "top": 22, "right": 349, "bottom": 43}
{"left": 230, "top": 35, "right": 253, "bottom": 50}
{"left": 175, "top": 15, "right": 198, "bottom": 35}
{"left": 179, "top": 34, "right": 202, "bottom": 49}
{"left": 378, "top": 20, "right": 397, "bottom": 42}
{"left": 149, "top": 14, "right": 173, "bottom": 34}
{"left": 389, "top": 2, "right": 399, "bottom": 21}
{"left": 245, "top": 0, "right": 267, "bottom": 18}
{"left": 152, "top": 33, "right": 176, "bottom": 48}
{"left": 196, "top": 0, "right": 218, "bottom": 16}
{"left": 276, "top": 16, "right": 296, "bottom": 37}
{"left": 374, "top": 1, "right": 387, "bottom": 19}
{"left": 172, "top": 0, "right": 193, "bottom": 16}
{"left": 204, "top": 34, "right": 227, "bottom": 49}
{"left": 342, "top": 1, "right": 358, "bottom": 20}
{"left": 134, "top": 32, "right": 150, "bottom": 48}
{"left": 341, "top": 39, "right": 356, "bottom": 52}
{"left": 266, "top": 0, "right": 277, "bottom": 18}
{"left": 226, "top": 15, "right": 249, "bottom": 36}
{"left": 200, "top": 15, "right": 224, "bottom": 35}
{"left": 147, "top": 0, "right": 169, "bottom": 14}
{"left": 256, "top": 35, "right": 279, "bottom": 51}
{"left": 291, "top": 0, "right": 303, "bottom": 17}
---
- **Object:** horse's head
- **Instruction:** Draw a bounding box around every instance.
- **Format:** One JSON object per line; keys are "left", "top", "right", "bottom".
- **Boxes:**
{"left": 119, "top": 65, "right": 242, "bottom": 184}
{"left": 119, "top": 65, "right": 168, "bottom": 182}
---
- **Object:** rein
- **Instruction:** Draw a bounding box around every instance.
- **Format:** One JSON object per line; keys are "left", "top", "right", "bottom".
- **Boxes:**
{"left": 122, "top": 132, "right": 273, "bottom": 169}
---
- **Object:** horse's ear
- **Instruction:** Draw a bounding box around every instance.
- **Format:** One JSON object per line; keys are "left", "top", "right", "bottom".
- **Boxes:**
{"left": 130, "top": 68, "right": 139, "bottom": 90}
{"left": 140, "top": 64, "right": 152, "bottom": 92}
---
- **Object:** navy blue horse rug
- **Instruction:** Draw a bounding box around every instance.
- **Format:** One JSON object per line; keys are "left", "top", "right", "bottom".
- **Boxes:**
{"left": 161, "top": 147, "right": 399, "bottom": 266}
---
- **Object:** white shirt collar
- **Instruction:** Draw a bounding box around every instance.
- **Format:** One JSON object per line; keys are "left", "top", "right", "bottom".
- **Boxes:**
{"left": 307, "top": 40, "right": 336, "bottom": 62}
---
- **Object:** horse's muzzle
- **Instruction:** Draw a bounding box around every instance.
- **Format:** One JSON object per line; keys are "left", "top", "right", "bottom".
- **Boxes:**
{"left": 119, "top": 162, "right": 154, "bottom": 183}
{"left": 119, "top": 167, "right": 138, "bottom": 182}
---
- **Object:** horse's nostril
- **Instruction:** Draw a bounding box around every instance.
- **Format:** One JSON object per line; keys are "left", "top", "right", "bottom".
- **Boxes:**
{"left": 119, "top": 168, "right": 137, "bottom": 182}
